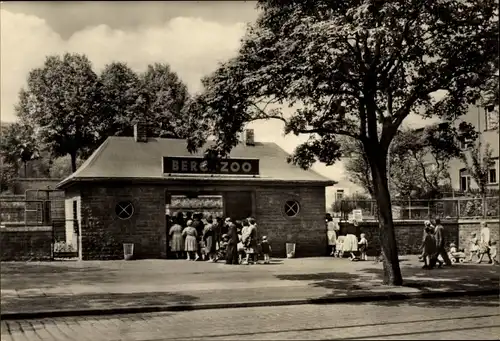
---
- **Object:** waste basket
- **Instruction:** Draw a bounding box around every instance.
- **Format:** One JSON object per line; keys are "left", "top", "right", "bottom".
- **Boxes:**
{"left": 286, "top": 243, "right": 296, "bottom": 258}
{"left": 123, "top": 243, "right": 134, "bottom": 260}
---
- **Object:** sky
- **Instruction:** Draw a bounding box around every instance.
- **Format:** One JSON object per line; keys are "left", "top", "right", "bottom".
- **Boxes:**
{"left": 0, "top": 1, "right": 440, "bottom": 201}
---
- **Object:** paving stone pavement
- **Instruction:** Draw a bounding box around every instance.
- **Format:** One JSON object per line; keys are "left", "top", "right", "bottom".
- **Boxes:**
{"left": 1, "top": 295, "right": 499, "bottom": 341}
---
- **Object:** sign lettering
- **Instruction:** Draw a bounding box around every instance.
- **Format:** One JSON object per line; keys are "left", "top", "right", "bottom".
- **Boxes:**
{"left": 163, "top": 157, "right": 259, "bottom": 175}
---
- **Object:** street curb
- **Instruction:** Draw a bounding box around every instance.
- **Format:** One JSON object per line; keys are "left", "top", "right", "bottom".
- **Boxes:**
{"left": 1, "top": 288, "right": 498, "bottom": 320}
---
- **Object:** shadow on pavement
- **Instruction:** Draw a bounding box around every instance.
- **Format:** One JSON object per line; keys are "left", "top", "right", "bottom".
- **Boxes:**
{"left": 275, "top": 262, "right": 500, "bottom": 308}
{"left": 0, "top": 291, "right": 200, "bottom": 314}
{"left": 0, "top": 263, "right": 119, "bottom": 290}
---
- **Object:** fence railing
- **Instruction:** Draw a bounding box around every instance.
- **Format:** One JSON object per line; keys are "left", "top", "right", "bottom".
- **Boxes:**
{"left": 0, "top": 198, "right": 65, "bottom": 226}
{"left": 336, "top": 197, "right": 500, "bottom": 220}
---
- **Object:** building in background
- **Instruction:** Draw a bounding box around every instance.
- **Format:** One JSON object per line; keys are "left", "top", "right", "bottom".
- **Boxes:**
{"left": 448, "top": 105, "right": 499, "bottom": 193}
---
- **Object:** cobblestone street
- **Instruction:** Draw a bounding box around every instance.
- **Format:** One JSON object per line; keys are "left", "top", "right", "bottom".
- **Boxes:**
{"left": 1, "top": 295, "right": 499, "bottom": 341}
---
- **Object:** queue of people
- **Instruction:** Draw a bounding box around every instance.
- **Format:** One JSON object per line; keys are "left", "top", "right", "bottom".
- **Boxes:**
{"left": 167, "top": 212, "right": 272, "bottom": 265}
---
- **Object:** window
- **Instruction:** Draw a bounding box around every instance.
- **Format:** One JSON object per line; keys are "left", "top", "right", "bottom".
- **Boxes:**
{"left": 485, "top": 106, "right": 499, "bottom": 131}
{"left": 489, "top": 168, "right": 497, "bottom": 184}
{"left": 72, "top": 201, "right": 77, "bottom": 221}
{"left": 460, "top": 169, "right": 471, "bottom": 192}
{"left": 284, "top": 200, "right": 300, "bottom": 217}
{"left": 115, "top": 201, "right": 135, "bottom": 220}
{"left": 459, "top": 138, "right": 473, "bottom": 150}
{"left": 336, "top": 190, "right": 344, "bottom": 201}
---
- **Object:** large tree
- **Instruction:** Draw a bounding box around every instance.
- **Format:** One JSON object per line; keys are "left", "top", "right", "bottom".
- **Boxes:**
{"left": 98, "top": 62, "right": 141, "bottom": 139}
{"left": 137, "top": 63, "right": 190, "bottom": 138}
{"left": 186, "top": 0, "right": 498, "bottom": 285}
{"left": 16, "top": 53, "right": 102, "bottom": 172}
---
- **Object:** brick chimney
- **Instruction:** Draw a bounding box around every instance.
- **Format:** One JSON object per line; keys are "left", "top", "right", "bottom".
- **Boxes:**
{"left": 133, "top": 121, "right": 148, "bottom": 143}
{"left": 241, "top": 129, "right": 255, "bottom": 146}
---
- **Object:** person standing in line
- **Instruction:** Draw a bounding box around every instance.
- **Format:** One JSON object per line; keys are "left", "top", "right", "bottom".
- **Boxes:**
{"left": 203, "top": 216, "right": 216, "bottom": 262}
{"left": 243, "top": 218, "right": 259, "bottom": 264}
{"left": 433, "top": 218, "right": 452, "bottom": 267}
{"left": 260, "top": 236, "right": 272, "bottom": 264}
{"left": 326, "top": 214, "right": 339, "bottom": 256}
{"left": 169, "top": 216, "right": 184, "bottom": 259}
{"left": 226, "top": 221, "right": 239, "bottom": 265}
{"left": 182, "top": 220, "right": 198, "bottom": 261}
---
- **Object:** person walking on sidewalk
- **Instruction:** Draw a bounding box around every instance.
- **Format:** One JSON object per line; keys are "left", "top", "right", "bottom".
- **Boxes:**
{"left": 433, "top": 218, "right": 452, "bottom": 267}
{"left": 421, "top": 226, "right": 437, "bottom": 269}
{"left": 477, "top": 221, "right": 493, "bottom": 264}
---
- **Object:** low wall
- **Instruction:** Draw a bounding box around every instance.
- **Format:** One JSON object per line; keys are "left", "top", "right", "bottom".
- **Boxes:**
{"left": 339, "top": 219, "right": 500, "bottom": 256}
{"left": 0, "top": 226, "right": 53, "bottom": 261}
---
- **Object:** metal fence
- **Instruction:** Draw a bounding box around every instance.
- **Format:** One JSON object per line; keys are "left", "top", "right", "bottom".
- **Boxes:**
{"left": 0, "top": 195, "right": 65, "bottom": 227}
{"left": 337, "top": 196, "right": 500, "bottom": 220}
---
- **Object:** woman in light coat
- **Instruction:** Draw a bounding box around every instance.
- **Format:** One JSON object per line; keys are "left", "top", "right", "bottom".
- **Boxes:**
{"left": 169, "top": 217, "right": 184, "bottom": 259}
{"left": 182, "top": 220, "right": 198, "bottom": 261}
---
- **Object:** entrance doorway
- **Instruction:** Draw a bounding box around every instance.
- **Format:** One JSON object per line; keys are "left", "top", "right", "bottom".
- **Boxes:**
{"left": 164, "top": 190, "right": 254, "bottom": 258}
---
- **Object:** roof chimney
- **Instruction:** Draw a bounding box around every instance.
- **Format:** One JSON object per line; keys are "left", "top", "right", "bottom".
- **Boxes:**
{"left": 243, "top": 129, "right": 255, "bottom": 146}
{"left": 133, "top": 121, "right": 148, "bottom": 143}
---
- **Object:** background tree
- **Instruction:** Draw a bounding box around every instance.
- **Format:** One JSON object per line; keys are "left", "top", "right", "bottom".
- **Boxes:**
{"left": 15, "top": 53, "right": 102, "bottom": 172}
{"left": 341, "top": 139, "right": 375, "bottom": 197}
{"left": 186, "top": 0, "right": 498, "bottom": 285}
{"left": 137, "top": 63, "right": 190, "bottom": 138}
{"left": 0, "top": 122, "right": 40, "bottom": 177}
{"left": 97, "top": 62, "right": 141, "bottom": 140}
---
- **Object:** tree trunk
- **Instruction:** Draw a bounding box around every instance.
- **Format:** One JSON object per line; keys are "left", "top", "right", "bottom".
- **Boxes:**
{"left": 24, "top": 162, "right": 28, "bottom": 178}
{"left": 366, "top": 144, "right": 403, "bottom": 286}
{"left": 70, "top": 152, "right": 77, "bottom": 173}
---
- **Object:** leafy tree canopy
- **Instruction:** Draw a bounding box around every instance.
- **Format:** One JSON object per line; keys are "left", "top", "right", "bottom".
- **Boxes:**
{"left": 16, "top": 53, "right": 102, "bottom": 172}
{"left": 187, "top": 0, "right": 498, "bottom": 285}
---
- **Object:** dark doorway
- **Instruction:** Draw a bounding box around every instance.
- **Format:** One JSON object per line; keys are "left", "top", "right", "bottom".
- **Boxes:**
{"left": 224, "top": 191, "right": 254, "bottom": 221}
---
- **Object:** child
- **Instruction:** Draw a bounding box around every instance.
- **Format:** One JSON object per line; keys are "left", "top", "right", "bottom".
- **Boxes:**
{"left": 421, "top": 226, "right": 437, "bottom": 269}
{"left": 237, "top": 234, "right": 246, "bottom": 264}
{"left": 448, "top": 243, "right": 466, "bottom": 263}
{"left": 490, "top": 240, "right": 498, "bottom": 265}
{"left": 260, "top": 236, "right": 271, "bottom": 264}
{"left": 335, "top": 236, "right": 345, "bottom": 258}
{"left": 358, "top": 233, "right": 368, "bottom": 261}
{"left": 215, "top": 234, "right": 228, "bottom": 263}
{"left": 467, "top": 232, "right": 479, "bottom": 262}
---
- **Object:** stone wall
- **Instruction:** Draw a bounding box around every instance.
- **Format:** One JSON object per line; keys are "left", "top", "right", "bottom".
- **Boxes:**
{"left": 0, "top": 226, "right": 53, "bottom": 261}
{"left": 255, "top": 186, "right": 326, "bottom": 257}
{"left": 339, "top": 219, "right": 499, "bottom": 256}
{"left": 75, "top": 183, "right": 327, "bottom": 259}
{"left": 79, "top": 184, "right": 166, "bottom": 260}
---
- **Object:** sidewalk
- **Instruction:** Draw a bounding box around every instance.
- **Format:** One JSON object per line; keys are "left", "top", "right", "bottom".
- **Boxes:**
{"left": 1, "top": 256, "right": 498, "bottom": 319}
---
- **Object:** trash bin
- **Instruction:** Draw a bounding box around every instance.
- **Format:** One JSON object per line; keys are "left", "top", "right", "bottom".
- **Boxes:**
{"left": 123, "top": 243, "right": 134, "bottom": 260}
{"left": 286, "top": 243, "right": 296, "bottom": 259}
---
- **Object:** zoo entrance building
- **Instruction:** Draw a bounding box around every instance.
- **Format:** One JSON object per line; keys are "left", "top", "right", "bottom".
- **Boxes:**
{"left": 56, "top": 124, "right": 335, "bottom": 260}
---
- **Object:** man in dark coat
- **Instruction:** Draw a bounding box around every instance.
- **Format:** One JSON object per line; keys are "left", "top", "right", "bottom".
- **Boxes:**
{"left": 226, "top": 222, "right": 239, "bottom": 264}
{"left": 433, "top": 218, "right": 452, "bottom": 267}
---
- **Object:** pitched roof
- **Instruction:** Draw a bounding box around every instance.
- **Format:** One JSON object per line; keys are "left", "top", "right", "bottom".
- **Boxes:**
{"left": 57, "top": 137, "right": 336, "bottom": 188}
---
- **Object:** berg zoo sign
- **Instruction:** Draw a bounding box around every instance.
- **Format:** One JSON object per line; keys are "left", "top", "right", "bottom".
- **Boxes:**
{"left": 163, "top": 157, "right": 260, "bottom": 176}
